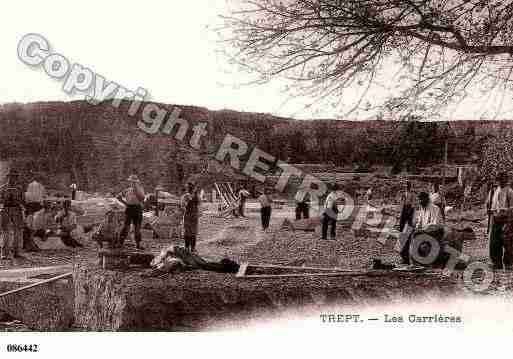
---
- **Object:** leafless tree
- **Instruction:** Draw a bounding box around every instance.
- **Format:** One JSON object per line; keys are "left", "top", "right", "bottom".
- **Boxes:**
{"left": 219, "top": 0, "right": 513, "bottom": 119}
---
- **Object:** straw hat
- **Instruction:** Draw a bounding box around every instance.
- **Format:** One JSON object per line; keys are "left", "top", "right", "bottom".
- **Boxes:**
{"left": 127, "top": 174, "right": 140, "bottom": 182}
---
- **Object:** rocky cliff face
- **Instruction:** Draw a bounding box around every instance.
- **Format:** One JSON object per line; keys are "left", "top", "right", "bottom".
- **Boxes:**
{"left": 0, "top": 100, "right": 509, "bottom": 192}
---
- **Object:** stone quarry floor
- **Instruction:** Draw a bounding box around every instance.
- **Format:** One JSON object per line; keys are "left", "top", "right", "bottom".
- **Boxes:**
{"left": 1, "top": 203, "right": 512, "bottom": 330}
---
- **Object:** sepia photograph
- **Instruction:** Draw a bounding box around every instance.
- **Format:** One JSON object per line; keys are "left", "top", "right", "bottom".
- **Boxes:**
{"left": 1, "top": 0, "right": 513, "bottom": 357}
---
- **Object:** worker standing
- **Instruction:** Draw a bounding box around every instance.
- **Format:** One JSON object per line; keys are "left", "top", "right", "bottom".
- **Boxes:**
{"left": 238, "top": 186, "right": 250, "bottom": 218}
{"left": 295, "top": 189, "right": 310, "bottom": 220}
{"left": 0, "top": 171, "right": 25, "bottom": 260}
{"left": 117, "top": 174, "right": 146, "bottom": 250}
{"left": 181, "top": 182, "right": 201, "bottom": 252}
{"left": 488, "top": 172, "right": 513, "bottom": 270}
{"left": 486, "top": 181, "right": 498, "bottom": 235}
{"left": 399, "top": 181, "right": 416, "bottom": 232}
{"left": 258, "top": 188, "right": 272, "bottom": 231}
{"left": 321, "top": 183, "right": 339, "bottom": 240}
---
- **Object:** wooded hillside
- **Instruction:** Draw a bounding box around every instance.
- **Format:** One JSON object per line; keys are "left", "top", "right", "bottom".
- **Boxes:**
{"left": 0, "top": 100, "right": 508, "bottom": 192}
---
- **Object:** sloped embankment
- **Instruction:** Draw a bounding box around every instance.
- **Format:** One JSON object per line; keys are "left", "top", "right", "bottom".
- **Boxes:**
{"left": 73, "top": 259, "right": 462, "bottom": 331}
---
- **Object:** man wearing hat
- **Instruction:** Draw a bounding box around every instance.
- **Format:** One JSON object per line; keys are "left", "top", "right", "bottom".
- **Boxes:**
{"left": 117, "top": 174, "right": 146, "bottom": 250}
{"left": 0, "top": 171, "right": 25, "bottom": 259}
{"left": 488, "top": 172, "right": 513, "bottom": 269}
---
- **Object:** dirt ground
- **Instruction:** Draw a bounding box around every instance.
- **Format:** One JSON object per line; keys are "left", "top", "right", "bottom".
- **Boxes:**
{"left": 0, "top": 198, "right": 511, "bottom": 331}
{"left": 0, "top": 201, "right": 493, "bottom": 272}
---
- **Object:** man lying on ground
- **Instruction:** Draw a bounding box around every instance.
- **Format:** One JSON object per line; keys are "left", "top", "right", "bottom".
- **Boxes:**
{"left": 55, "top": 199, "right": 83, "bottom": 248}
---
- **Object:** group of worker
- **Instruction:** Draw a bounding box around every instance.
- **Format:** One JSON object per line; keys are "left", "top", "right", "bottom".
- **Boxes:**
{"left": 396, "top": 173, "right": 513, "bottom": 270}
{"left": 0, "top": 171, "right": 84, "bottom": 260}
{"left": 6, "top": 167, "right": 512, "bottom": 272}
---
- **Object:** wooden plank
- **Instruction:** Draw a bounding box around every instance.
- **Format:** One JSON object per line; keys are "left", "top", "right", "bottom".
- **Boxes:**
{"left": 227, "top": 183, "right": 237, "bottom": 201}
{"left": 224, "top": 182, "right": 237, "bottom": 202}
{"left": 246, "top": 264, "right": 350, "bottom": 272}
{"left": 217, "top": 201, "right": 240, "bottom": 217}
{"left": 236, "top": 262, "right": 248, "bottom": 278}
{"left": 238, "top": 271, "right": 379, "bottom": 279}
{"left": 220, "top": 183, "right": 232, "bottom": 202}
{"left": 0, "top": 272, "right": 72, "bottom": 299}
{"left": 215, "top": 182, "right": 229, "bottom": 208}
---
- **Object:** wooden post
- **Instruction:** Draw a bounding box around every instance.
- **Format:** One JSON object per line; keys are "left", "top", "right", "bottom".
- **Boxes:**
{"left": 442, "top": 139, "right": 448, "bottom": 188}
{"left": 155, "top": 189, "right": 159, "bottom": 217}
{"left": 154, "top": 185, "right": 164, "bottom": 217}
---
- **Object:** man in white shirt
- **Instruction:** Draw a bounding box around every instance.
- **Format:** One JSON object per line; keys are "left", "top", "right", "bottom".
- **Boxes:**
{"left": 488, "top": 172, "right": 513, "bottom": 269}
{"left": 295, "top": 189, "right": 310, "bottom": 220}
{"left": 322, "top": 183, "right": 339, "bottom": 240}
{"left": 429, "top": 183, "right": 445, "bottom": 222}
{"left": 400, "top": 191, "right": 441, "bottom": 264}
{"left": 414, "top": 192, "right": 442, "bottom": 230}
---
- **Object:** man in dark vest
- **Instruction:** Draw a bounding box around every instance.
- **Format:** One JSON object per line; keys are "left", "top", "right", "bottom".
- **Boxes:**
{"left": 181, "top": 182, "right": 201, "bottom": 253}
{"left": 0, "top": 171, "right": 25, "bottom": 260}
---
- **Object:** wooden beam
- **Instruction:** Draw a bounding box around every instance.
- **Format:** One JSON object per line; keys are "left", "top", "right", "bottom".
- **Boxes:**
{"left": 239, "top": 271, "right": 384, "bottom": 279}
{"left": 246, "top": 264, "right": 350, "bottom": 272}
{"left": 236, "top": 262, "right": 248, "bottom": 278}
{"left": 0, "top": 272, "right": 72, "bottom": 301}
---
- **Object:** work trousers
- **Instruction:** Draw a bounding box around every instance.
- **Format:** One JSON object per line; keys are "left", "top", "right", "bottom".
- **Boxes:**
{"left": 400, "top": 233, "right": 412, "bottom": 265}
{"left": 399, "top": 204, "right": 414, "bottom": 232}
{"left": 261, "top": 206, "right": 272, "bottom": 230}
{"left": 120, "top": 205, "right": 143, "bottom": 246}
{"left": 0, "top": 225, "right": 22, "bottom": 258}
{"left": 321, "top": 213, "right": 337, "bottom": 240}
{"left": 295, "top": 202, "right": 310, "bottom": 220}
{"left": 490, "top": 223, "right": 513, "bottom": 269}
{"left": 239, "top": 198, "right": 246, "bottom": 217}
{"left": 184, "top": 235, "right": 197, "bottom": 252}
{"left": 25, "top": 202, "right": 42, "bottom": 216}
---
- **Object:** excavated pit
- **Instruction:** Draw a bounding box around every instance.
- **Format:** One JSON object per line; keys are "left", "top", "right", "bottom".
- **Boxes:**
{"left": 0, "top": 278, "right": 74, "bottom": 330}
{"left": 73, "top": 260, "right": 465, "bottom": 331}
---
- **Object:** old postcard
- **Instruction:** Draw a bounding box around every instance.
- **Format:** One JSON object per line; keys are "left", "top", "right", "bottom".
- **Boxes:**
{"left": 1, "top": 0, "right": 512, "bottom": 357}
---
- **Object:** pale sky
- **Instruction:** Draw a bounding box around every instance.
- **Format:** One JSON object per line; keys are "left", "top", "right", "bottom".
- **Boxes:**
{"left": 2, "top": 0, "right": 513, "bottom": 121}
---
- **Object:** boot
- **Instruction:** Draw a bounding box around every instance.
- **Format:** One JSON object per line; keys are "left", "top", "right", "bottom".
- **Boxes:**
{"left": 0, "top": 246, "right": 6, "bottom": 260}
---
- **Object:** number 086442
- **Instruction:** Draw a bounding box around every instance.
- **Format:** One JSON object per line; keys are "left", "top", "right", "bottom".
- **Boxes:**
{"left": 6, "top": 344, "right": 39, "bottom": 352}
